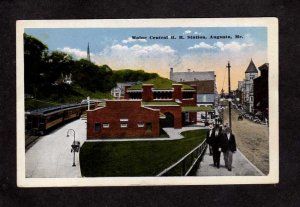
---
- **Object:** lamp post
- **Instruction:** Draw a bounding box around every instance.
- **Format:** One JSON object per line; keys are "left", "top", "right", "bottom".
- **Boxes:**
{"left": 67, "top": 129, "right": 80, "bottom": 167}
{"left": 226, "top": 61, "right": 232, "bottom": 128}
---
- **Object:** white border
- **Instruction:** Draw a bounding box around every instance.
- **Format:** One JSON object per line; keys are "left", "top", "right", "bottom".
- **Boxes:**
{"left": 16, "top": 18, "right": 278, "bottom": 187}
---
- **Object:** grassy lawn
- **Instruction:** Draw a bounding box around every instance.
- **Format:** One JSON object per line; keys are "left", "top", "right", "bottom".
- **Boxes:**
{"left": 79, "top": 129, "right": 206, "bottom": 177}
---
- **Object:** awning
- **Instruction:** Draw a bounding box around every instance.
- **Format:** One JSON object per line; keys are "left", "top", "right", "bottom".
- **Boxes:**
{"left": 181, "top": 106, "right": 214, "bottom": 112}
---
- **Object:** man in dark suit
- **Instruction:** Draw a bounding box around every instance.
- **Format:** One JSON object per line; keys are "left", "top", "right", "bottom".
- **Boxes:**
{"left": 205, "top": 124, "right": 214, "bottom": 156}
{"left": 211, "top": 124, "right": 222, "bottom": 168}
{"left": 220, "top": 127, "right": 237, "bottom": 171}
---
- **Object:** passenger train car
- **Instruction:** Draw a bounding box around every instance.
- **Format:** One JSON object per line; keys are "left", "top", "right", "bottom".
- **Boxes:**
{"left": 25, "top": 102, "right": 96, "bottom": 135}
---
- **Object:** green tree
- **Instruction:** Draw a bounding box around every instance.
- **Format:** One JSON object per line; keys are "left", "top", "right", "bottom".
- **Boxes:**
{"left": 44, "top": 51, "right": 74, "bottom": 85}
{"left": 24, "top": 33, "right": 48, "bottom": 96}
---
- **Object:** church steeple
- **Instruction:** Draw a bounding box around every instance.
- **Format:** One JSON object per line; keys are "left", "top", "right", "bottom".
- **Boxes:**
{"left": 87, "top": 42, "right": 91, "bottom": 62}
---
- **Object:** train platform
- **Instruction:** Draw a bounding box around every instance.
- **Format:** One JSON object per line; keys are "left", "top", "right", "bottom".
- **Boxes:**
{"left": 26, "top": 119, "right": 87, "bottom": 178}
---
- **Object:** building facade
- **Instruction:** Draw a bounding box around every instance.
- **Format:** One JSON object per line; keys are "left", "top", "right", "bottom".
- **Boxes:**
{"left": 87, "top": 100, "right": 160, "bottom": 139}
{"left": 243, "top": 59, "right": 259, "bottom": 113}
{"left": 87, "top": 78, "right": 213, "bottom": 139}
{"left": 125, "top": 78, "right": 198, "bottom": 128}
{"left": 253, "top": 63, "right": 269, "bottom": 119}
{"left": 169, "top": 68, "right": 217, "bottom": 121}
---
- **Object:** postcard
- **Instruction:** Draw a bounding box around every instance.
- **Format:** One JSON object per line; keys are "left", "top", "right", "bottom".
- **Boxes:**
{"left": 16, "top": 18, "right": 278, "bottom": 187}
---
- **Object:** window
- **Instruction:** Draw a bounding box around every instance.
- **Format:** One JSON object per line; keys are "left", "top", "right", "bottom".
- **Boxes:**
{"left": 103, "top": 123, "right": 109, "bottom": 128}
{"left": 137, "top": 122, "right": 144, "bottom": 128}
{"left": 121, "top": 123, "right": 128, "bottom": 128}
{"left": 185, "top": 112, "right": 189, "bottom": 122}
{"left": 146, "top": 123, "right": 152, "bottom": 131}
{"left": 95, "top": 123, "right": 101, "bottom": 132}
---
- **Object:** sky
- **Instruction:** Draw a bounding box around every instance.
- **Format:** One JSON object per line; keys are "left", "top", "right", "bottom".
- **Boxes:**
{"left": 25, "top": 27, "right": 268, "bottom": 92}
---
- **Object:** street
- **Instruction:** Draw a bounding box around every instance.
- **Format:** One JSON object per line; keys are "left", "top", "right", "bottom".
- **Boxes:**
{"left": 223, "top": 107, "right": 269, "bottom": 174}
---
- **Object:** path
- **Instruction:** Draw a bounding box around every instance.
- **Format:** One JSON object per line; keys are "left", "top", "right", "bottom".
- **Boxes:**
{"left": 196, "top": 148, "right": 264, "bottom": 176}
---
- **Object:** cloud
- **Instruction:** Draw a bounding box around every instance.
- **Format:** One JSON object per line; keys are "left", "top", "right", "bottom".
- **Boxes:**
{"left": 122, "top": 37, "right": 147, "bottom": 44}
{"left": 194, "top": 32, "right": 200, "bottom": 35}
{"left": 58, "top": 47, "right": 91, "bottom": 59}
{"left": 92, "top": 43, "right": 178, "bottom": 75}
{"left": 214, "top": 41, "right": 254, "bottom": 51}
{"left": 187, "top": 41, "right": 254, "bottom": 51}
{"left": 188, "top": 42, "right": 215, "bottom": 50}
{"left": 184, "top": 30, "right": 192, "bottom": 34}
{"left": 110, "top": 43, "right": 176, "bottom": 56}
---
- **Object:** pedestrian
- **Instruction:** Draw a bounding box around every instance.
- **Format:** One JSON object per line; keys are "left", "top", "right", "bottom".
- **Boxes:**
{"left": 205, "top": 124, "right": 214, "bottom": 156}
{"left": 211, "top": 124, "right": 222, "bottom": 168}
{"left": 220, "top": 127, "right": 237, "bottom": 171}
{"left": 222, "top": 123, "right": 228, "bottom": 134}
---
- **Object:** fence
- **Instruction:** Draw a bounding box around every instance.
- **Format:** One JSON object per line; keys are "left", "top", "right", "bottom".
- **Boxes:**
{"left": 156, "top": 139, "right": 207, "bottom": 176}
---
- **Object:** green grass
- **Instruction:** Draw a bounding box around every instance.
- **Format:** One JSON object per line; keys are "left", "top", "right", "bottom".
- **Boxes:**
{"left": 25, "top": 98, "right": 61, "bottom": 111}
{"left": 182, "top": 106, "right": 214, "bottom": 112}
{"left": 79, "top": 129, "right": 206, "bottom": 177}
{"left": 143, "top": 101, "right": 179, "bottom": 106}
{"left": 25, "top": 85, "right": 113, "bottom": 111}
{"left": 128, "top": 77, "right": 194, "bottom": 90}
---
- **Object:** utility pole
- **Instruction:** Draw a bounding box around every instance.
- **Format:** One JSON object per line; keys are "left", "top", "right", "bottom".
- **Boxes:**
{"left": 226, "top": 61, "right": 232, "bottom": 128}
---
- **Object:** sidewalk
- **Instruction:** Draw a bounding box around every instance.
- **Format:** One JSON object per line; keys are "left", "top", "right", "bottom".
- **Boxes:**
{"left": 196, "top": 148, "right": 264, "bottom": 176}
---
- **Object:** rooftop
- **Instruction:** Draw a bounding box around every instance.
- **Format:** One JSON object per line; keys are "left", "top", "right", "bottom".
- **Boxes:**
{"left": 171, "top": 70, "right": 215, "bottom": 81}
{"left": 245, "top": 59, "right": 258, "bottom": 74}
{"left": 128, "top": 77, "right": 194, "bottom": 90}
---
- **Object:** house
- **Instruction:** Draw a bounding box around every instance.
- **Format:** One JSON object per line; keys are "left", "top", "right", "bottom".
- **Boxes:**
{"left": 110, "top": 82, "right": 140, "bottom": 99}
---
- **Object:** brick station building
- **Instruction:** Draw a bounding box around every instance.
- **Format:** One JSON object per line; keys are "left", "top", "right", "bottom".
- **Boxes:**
{"left": 87, "top": 77, "right": 213, "bottom": 139}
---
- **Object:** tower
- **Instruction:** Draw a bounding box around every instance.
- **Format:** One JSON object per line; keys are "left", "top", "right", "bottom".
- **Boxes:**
{"left": 170, "top": 67, "right": 173, "bottom": 80}
{"left": 87, "top": 42, "right": 91, "bottom": 62}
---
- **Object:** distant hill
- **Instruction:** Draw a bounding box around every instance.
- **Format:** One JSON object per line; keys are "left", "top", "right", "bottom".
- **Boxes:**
{"left": 24, "top": 33, "right": 160, "bottom": 109}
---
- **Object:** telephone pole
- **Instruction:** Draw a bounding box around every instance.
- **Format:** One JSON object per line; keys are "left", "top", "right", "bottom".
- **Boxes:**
{"left": 226, "top": 61, "right": 232, "bottom": 128}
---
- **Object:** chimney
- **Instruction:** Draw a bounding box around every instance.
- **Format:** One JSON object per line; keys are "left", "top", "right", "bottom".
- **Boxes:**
{"left": 170, "top": 67, "right": 174, "bottom": 80}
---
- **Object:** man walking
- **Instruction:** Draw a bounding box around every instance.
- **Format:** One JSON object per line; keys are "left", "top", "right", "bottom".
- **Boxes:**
{"left": 211, "top": 124, "right": 222, "bottom": 168}
{"left": 205, "top": 124, "right": 214, "bottom": 156}
{"left": 220, "top": 127, "right": 237, "bottom": 171}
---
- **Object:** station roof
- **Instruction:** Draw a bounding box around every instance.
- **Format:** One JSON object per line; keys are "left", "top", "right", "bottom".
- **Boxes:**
{"left": 128, "top": 77, "right": 194, "bottom": 90}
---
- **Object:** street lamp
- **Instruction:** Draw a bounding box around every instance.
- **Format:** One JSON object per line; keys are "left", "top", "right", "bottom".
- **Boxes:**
{"left": 67, "top": 129, "right": 80, "bottom": 167}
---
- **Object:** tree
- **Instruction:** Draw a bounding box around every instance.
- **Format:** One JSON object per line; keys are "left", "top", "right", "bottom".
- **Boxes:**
{"left": 44, "top": 51, "right": 74, "bottom": 85}
{"left": 24, "top": 33, "right": 48, "bottom": 96}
